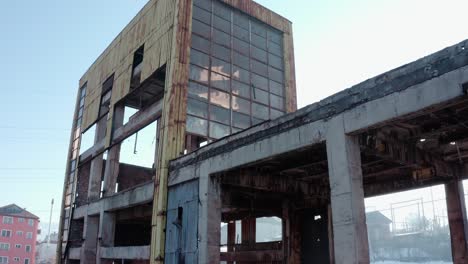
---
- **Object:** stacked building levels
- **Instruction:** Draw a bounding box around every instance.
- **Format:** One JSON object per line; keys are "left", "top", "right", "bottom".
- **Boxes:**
{"left": 56, "top": 0, "right": 295, "bottom": 263}
{"left": 58, "top": 0, "right": 468, "bottom": 263}
{"left": 0, "top": 204, "right": 39, "bottom": 264}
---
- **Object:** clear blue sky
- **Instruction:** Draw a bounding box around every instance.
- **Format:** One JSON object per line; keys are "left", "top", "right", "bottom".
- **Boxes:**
{"left": 1, "top": 0, "right": 468, "bottom": 227}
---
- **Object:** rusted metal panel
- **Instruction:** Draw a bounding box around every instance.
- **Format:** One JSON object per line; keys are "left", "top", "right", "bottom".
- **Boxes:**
{"left": 284, "top": 28, "right": 297, "bottom": 113}
{"left": 150, "top": 0, "right": 192, "bottom": 263}
{"left": 165, "top": 180, "right": 199, "bottom": 264}
{"left": 79, "top": 0, "right": 176, "bottom": 132}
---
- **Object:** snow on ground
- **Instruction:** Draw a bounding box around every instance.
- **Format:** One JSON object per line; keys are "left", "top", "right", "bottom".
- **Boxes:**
{"left": 373, "top": 261, "right": 451, "bottom": 264}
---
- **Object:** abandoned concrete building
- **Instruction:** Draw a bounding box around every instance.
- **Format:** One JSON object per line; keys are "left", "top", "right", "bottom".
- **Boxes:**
{"left": 57, "top": 0, "right": 468, "bottom": 263}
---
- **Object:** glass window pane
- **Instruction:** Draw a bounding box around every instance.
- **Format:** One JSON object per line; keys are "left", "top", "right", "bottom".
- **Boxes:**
{"left": 233, "top": 12, "right": 249, "bottom": 28}
{"left": 269, "top": 80, "right": 284, "bottom": 96}
{"left": 251, "top": 45, "right": 267, "bottom": 63}
{"left": 251, "top": 34, "right": 267, "bottom": 50}
{"left": 213, "top": 28, "right": 231, "bottom": 47}
{"left": 210, "top": 104, "right": 230, "bottom": 124}
{"left": 211, "top": 57, "right": 231, "bottom": 77}
{"left": 188, "top": 81, "right": 209, "bottom": 101}
{"left": 233, "top": 112, "right": 251, "bottom": 129}
{"left": 268, "top": 53, "right": 283, "bottom": 70}
{"left": 251, "top": 60, "right": 268, "bottom": 77}
{"left": 232, "top": 127, "right": 242, "bottom": 133}
{"left": 268, "top": 41, "right": 283, "bottom": 57}
{"left": 252, "top": 103, "right": 269, "bottom": 120}
{"left": 190, "top": 49, "right": 209, "bottom": 69}
{"left": 194, "top": 0, "right": 212, "bottom": 12}
{"left": 270, "top": 94, "right": 285, "bottom": 110}
{"left": 232, "top": 95, "right": 250, "bottom": 114}
{"left": 187, "top": 98, "right": 208, "bottom": 118}
{"left": 270, "top": 108, "right": 285, "bottom": 119}
{"left": 193, "top": 5, "right": 211, "bottom": 25}
{"left": 251, "top": 73, "right": 268, "bottom": 90}
{"left": 252, "top": 88, "right": 269, "bottom": 105}
{"left": 251, "top": 21, "right": 267, "bottom": 38}
{"left": 232, "top": 66, "right": 250, "bottom": 84}
{"left": 213, "top": 1, "right": 231, "bottom": 20}
{"left": 232, "top": 80, "right": 250, "bottom": 99}
{"left": 210, "top": 89, "right": 230, "bottom": 109}
{"left": 210, "top": 72, "right": 230, "bottom": 91}
{"left": 191, "top": 34, "right": 210, "bottom": 53}
{"left": 233, "top": 25, "right": 249, "bottom": 42}
{"left": 233, "top": 38, "right": 249, "bottom": 55}
{"left": 192, "top": 19, "right": 211, "bottom": 39}
{"left": 269, "top": 66, "right": 284, "bottom": 84}
{"left": 209, "top": 122, "right": 230, "bottom": 139}
{"left": 213, "top": 15, "right": 231, "bottom": 34}
{"left": 268, "top": 30, "right": 282, "bottom": 45}
{"left": 80, "top": 87, "right": 87, "bottom": 97}
{"left": 213, "top": 44, "right": 231, "bottom": 62}
{"left": 233, "top": 51, "right": 249, "bottom": 70}
{"left": 189, "top": 64, "right": 209, "bottom": 84}
{"left": 187, "top": 116, "right": 208, "bottom": 136}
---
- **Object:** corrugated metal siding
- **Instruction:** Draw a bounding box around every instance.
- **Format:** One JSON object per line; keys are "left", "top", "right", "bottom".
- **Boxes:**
{"left": 165, "top": 179, "right": 199, "bottom": 264}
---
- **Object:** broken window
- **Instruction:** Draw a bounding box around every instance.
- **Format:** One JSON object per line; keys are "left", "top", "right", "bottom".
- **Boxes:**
{"left": 186, "top": 2, "right": 288, "bottom": 151}
{"left": 99, "top": 74, "right": 114, "bottom": 119}
{"left": 130, "top": 45, "right": 144, "bottom": 90}
{"left": 255, "top": 217, "right": 282, "bottom": 242}
{"left": 79, "top": 124, "right": 96, "bottom": 155}
{"left": 119, "top": 120, "right": 157, "bottom": 169}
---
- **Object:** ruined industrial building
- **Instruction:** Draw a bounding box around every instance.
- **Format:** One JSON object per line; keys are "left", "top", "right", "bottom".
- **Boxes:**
{"left": 57, "top": 0, "right": 468, "bottom": 263}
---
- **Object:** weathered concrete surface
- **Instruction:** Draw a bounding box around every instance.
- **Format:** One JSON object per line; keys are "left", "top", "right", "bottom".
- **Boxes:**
{"left": 100, "top": 246, "right": 150, "bottom": 260}
{"left": 445, "top": 180, "right": 468, "bottom": 263}
{"left": 326, "top": 116, "right": 369, "bottom": 264}
{"left": 165, "top": 39, "right": 468, "bottom": 264}
{"left": 81, "top": 215, "right": 99, "bottom": 264}
{"left": 74, "top": 181, "right": 154, "bottom": 219}
{"left": 170, "top": 40, "right": 468, "bottom": 174}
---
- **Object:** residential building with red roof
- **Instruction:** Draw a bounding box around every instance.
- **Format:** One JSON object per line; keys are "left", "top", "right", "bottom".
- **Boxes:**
{"left": 0, "top": 204, "right": 39, "bottom": 264}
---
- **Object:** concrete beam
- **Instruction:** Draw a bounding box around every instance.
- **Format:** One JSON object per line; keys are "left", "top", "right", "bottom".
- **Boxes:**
{"left": 73, "top": 181, "right": 154, "bottom": 219}
{"left": 100, "top": 246, "right": 150, "bottom": 260}
{"left": 220, "top": 170, "right": 327, "bottom": 198}
{"left": 326, "top": 116, "right": 369, "bottom": 264}
{"left": 112, "top": 99, "right": 162, "bottom": 144}
{"left": 445, "top": 180, "right": 468, "bottom": 263}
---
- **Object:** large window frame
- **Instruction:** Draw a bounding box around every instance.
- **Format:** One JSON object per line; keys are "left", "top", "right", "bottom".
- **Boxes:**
{"left": 187, "top": 0, "right": 286, "bottom": 141}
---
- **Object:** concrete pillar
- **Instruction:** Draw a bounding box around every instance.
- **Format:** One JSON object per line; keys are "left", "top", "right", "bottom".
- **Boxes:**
{"left": 227, "top": 222, "right": 235, "bottom": 264}
{"left": 241, "top": 218, "right": 256, "bottom": 246}
{"left": 198, "top": 164, "right": 221, "bottom": 264}
{"left": 81, "top": 215, "right": 99, "bottom": 264}
{"left": 99, "top": 212, "right": 116, "bottom": 247}
{"left": 88, "top": 154, "right": 104, "bottom": 201}
{"left": 101, "top": 104, "right": 125, "bottom": 198}
{"left": 445, "top": 179, "right": 468, "bottom": 262}
{"left": 95, "top": 211, "right": 116, "bottom": 264}
{"left": 102, "top": 145, "right": 120, "bottom": 196}
{"left": 326, "top": 116, "right": 369, "bottom": 264}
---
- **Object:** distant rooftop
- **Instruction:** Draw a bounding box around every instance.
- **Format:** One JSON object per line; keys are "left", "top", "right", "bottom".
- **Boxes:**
{"left": 0, "top": 204, "right": 39, "bottom": 219}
